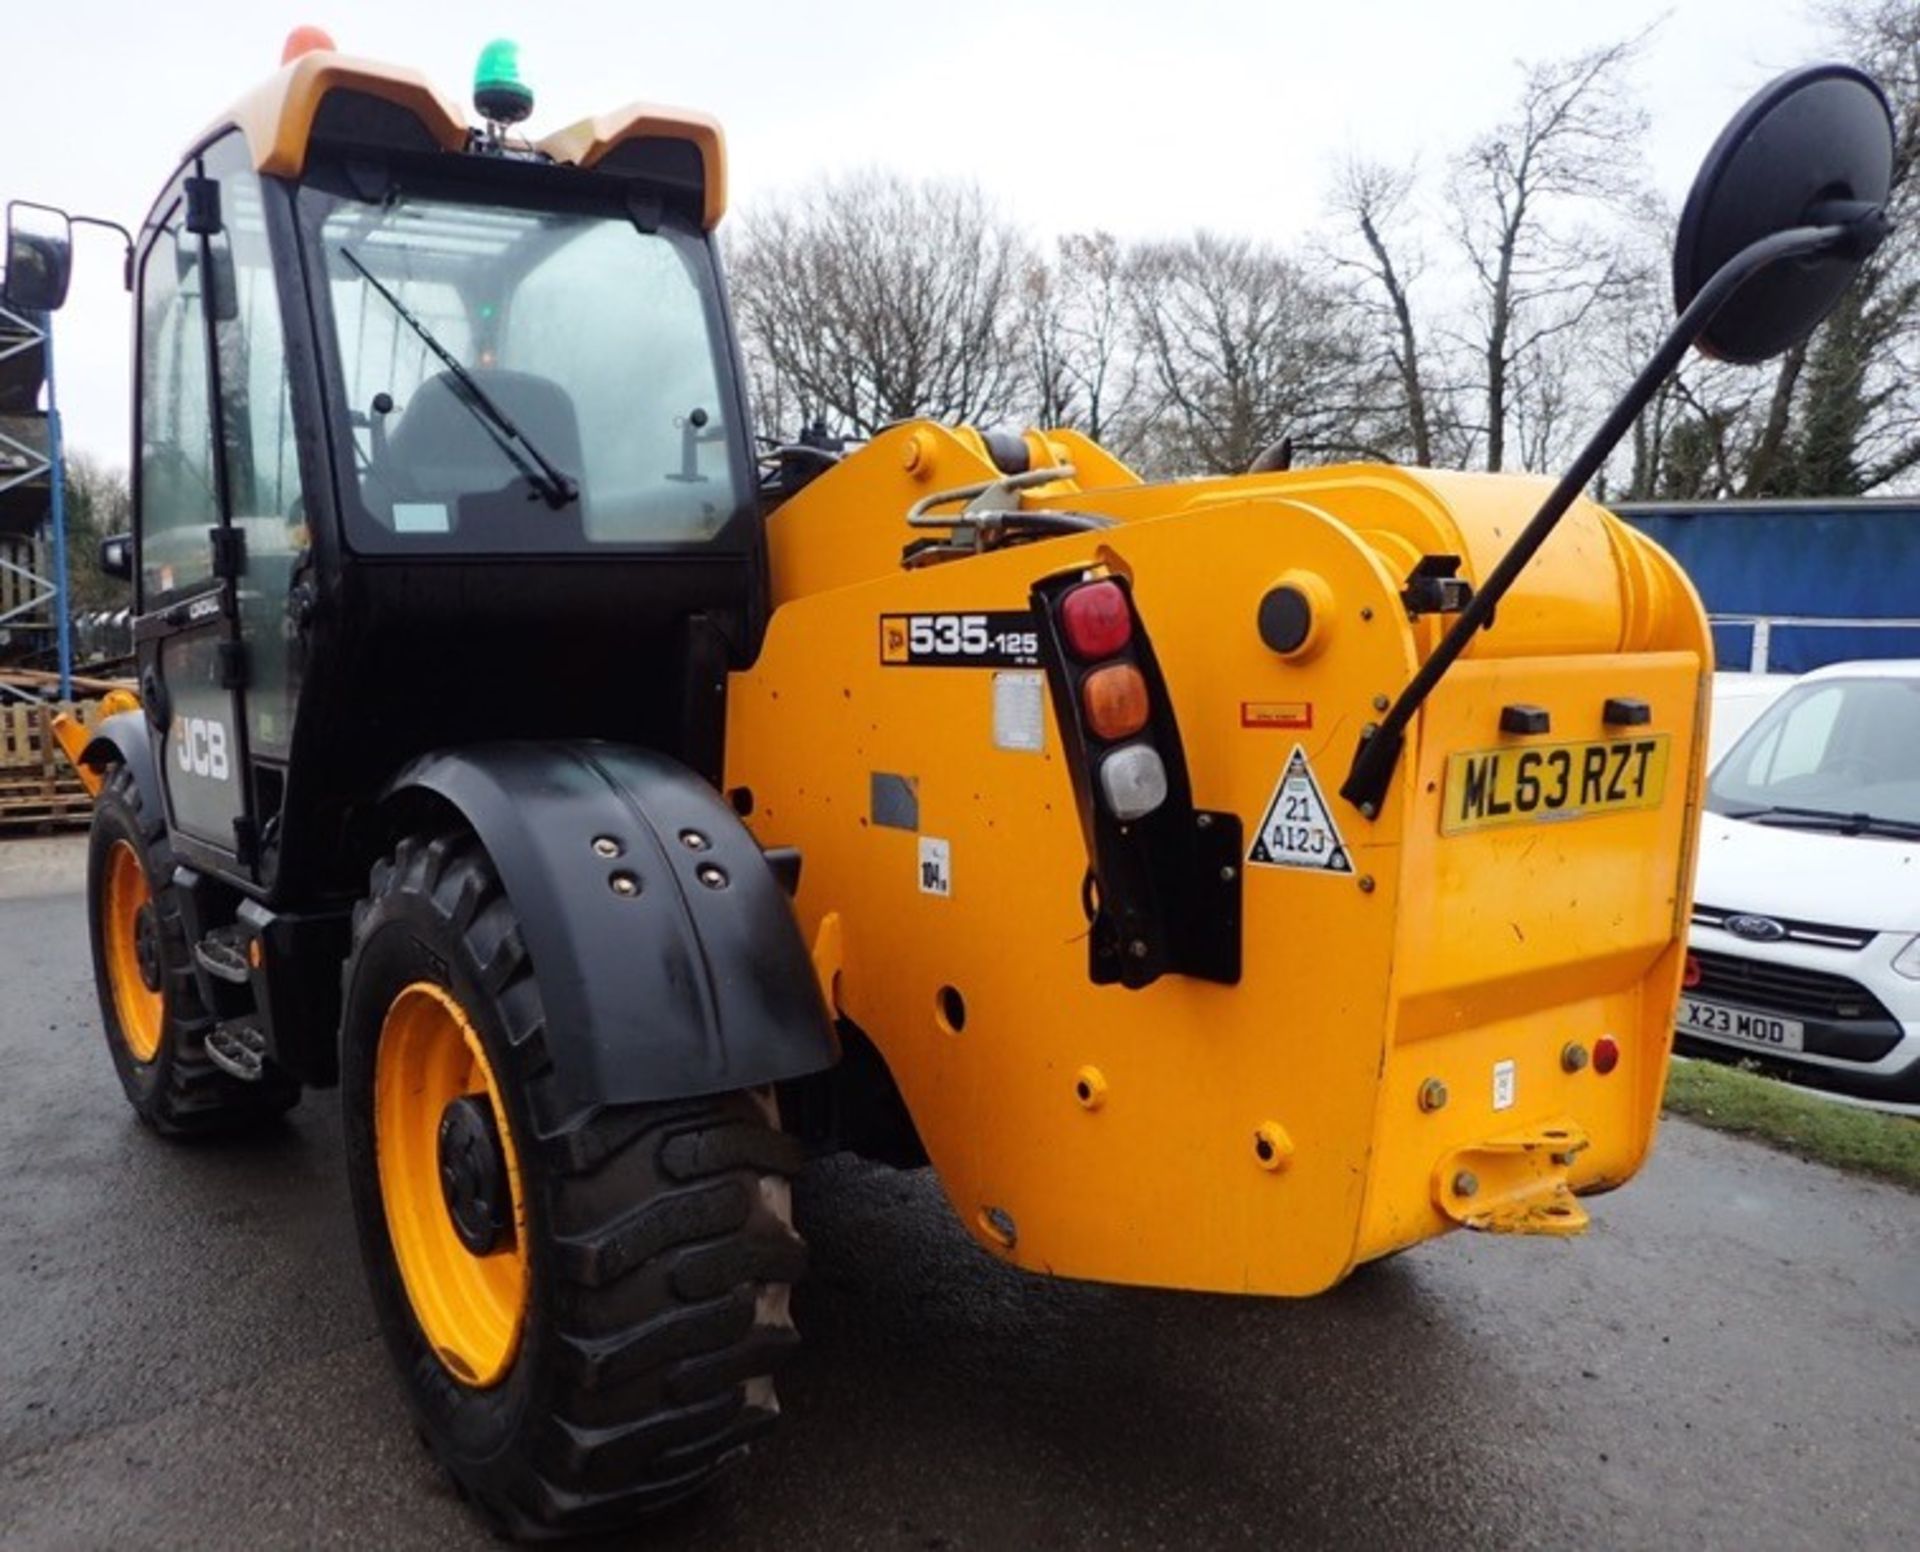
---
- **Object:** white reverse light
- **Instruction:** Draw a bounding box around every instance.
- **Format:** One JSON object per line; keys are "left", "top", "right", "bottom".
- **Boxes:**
{"left": 1099, "top": 743, "right": 1168, "bottom": 823}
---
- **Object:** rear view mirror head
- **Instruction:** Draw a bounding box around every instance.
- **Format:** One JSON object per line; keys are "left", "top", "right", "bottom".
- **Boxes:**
{"left": 1674, "top": 63, "right": 1895, "bottom": 364}
{"left": 3, "top": 201, "right": 74, "bottom": 313}
{"left": 98, "top": 533, "right": 132, "bottom": 582}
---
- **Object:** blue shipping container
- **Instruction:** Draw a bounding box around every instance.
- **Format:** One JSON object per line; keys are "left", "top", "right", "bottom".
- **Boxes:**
{"left": 1614, "top": 499, "right": 1920, "bottom": 674}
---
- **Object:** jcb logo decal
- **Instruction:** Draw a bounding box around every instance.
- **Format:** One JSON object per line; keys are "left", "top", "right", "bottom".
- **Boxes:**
{"left": 174, "top": 716, "right": 232, "bottom": 782}
{"left": 877, "top": 611, "right": 1042, "bottom": 668}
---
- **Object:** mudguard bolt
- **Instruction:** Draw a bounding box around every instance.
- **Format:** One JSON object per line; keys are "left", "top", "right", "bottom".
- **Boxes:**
{"left": 679, "top": 829, "right": 710, "bottom": 851}
{"left": 1220, "top": 865, "right": 1237, "bottom": 882}
{"left": 608, "top": 871, "right": 640, "bottom": 897}
{"left": 1358, "top": 874, "right": 1376, "bottom": 892}
{"left": 1360, "top": 606, "right": 1375, "bottom": 621}
{"left": 1128, "top": 939, "right": 1149, "bottom": 959}
{"left": 1359, "top": 803, "right": 1377, "bottom": 819}
{"left": 591, "top": 835, "right": 622, "bottom": 858}
{"left": 1453, "top": 1170, "right": 1480, "bottom": 1198}
{"left": 1196, "top": 812, "right": 1214, "bottom": 829}
{"left": 1418, "top": 1077, "right": 1449, "bottom": 1113}
{"left": 1372, "top": 694, "right": 1390, "bottom": 712}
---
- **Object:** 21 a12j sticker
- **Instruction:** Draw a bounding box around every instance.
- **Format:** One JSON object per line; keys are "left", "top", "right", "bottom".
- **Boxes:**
{"left": 1248, "top": 745, "right": 1353, "bottom": 874}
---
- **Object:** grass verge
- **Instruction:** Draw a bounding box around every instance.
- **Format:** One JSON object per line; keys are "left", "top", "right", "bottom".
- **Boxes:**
{"left": 1664, "top": 1056, "right": 1920, "bottom": 1192}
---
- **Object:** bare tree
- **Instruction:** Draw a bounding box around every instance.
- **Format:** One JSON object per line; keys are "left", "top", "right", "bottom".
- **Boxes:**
{"left": 728, "top": 173, "right": 1030, "bottom": 438}
{"left": 1022, "top": 232, "right": 1139, "bottom": 449}
{"left": 1127, "top": 233, "right": 1391, "bottom": 477}
{"left": 1327, "top": 157, "right": 1445, "bottom": 465}
{"left": 1449, "top": 39, "right": 1649, "bottom": 473}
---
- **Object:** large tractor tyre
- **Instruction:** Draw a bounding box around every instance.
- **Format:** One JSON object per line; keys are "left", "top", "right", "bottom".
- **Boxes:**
{"left": 86, "top": 763, "right": 298, "bottom": 1135}
{"left": 340, "top": 832, "right": 805, "bottom": 1539}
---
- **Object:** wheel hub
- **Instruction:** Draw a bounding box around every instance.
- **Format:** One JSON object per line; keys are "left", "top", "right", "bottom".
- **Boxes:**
{"left": 133, "top": 903, "right": 162, "bottom": 993}
{"left": 438, "top": 1093, "right": 510, "bottom": 1255}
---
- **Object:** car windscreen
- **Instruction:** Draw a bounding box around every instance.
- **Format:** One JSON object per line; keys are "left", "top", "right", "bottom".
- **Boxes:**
{"left": 1708, "top": 675, "right": 1920, "bottom": 829}
{"left": 298, "top": 172, "right": 747, "bottom": 553}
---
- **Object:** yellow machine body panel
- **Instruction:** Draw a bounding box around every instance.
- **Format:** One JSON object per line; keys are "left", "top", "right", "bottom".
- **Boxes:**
{"left": 728, "top": 424, "right": 1710, "bottom": 1295}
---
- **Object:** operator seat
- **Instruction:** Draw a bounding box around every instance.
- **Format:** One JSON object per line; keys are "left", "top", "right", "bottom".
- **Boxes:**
{"left": 378, "top": 368, "right": 587, "bottom": 541}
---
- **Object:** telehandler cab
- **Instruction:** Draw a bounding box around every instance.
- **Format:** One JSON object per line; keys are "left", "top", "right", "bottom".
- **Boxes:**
{"left": 10, "top": 30, "right": 1893, "bottom": 1537}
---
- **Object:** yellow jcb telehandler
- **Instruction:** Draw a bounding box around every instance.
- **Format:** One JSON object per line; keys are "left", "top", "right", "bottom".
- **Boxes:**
{"left": 8, "top": 30, "right": 1892, "bottom": 1538}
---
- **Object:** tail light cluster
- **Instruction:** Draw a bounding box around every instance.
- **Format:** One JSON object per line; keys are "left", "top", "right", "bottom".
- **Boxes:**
{"left": 1031, "top": 569, "right": 1241, "bottom": 990}
{"left": 1059, "top": 581, "right": 1168, "bottom": 822}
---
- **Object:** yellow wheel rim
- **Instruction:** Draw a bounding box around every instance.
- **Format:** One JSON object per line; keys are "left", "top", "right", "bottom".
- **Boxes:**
{"left": 102, "top": 839, "right": 164, "bottom": 1063}
{"left": 374, "top": 981, "right": 528, "bottom": 1388}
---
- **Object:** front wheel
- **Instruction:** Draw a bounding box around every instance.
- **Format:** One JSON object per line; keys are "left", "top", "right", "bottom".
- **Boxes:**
{"left": 341, "top": 832, "right": 805, "bottom": 1538}
{"left": 86, "top": 763, "right": 297, "bottom": 1134}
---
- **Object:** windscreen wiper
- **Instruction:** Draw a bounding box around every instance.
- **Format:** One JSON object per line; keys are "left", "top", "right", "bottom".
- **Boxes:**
{"left": 339, "top": 246, "right": 578, "bottom": 510}
{"left": 1729, "top": 804, "right": 1920, "bottom": 838}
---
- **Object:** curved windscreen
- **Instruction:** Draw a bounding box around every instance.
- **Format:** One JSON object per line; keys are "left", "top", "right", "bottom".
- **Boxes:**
{"left": 1709, "top": 673, "right": 1920, "bottom": 833}
{"left": 302, "top": 181, "right": 745, "bottom": 550}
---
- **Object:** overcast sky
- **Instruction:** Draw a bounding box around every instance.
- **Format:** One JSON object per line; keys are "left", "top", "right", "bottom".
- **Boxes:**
{"left": 5, "top": 0, "right": 1830, "bottom": 463}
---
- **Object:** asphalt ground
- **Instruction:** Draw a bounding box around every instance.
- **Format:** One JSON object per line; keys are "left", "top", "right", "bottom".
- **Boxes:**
{"left": 2, "top": 834, "right": 1916, "bottom": 1550}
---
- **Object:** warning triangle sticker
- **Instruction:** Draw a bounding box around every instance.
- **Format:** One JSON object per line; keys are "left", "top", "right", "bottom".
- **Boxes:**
{"left": 1248, "top": 745, "right": 1355, "bottom": 874}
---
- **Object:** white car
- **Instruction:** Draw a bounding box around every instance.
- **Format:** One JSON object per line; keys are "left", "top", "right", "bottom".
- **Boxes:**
{"left": 1680, "top": 661, "right": 1920, "bottom": 1108}
{"left": 1708, "top": 671, "right": 1793, "bottom": 765}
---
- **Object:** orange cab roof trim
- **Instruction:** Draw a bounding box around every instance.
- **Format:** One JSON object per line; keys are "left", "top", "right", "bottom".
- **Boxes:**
{"left": 201, "top": 53, "right": 728, "bottom": 230}
{"left": 536, "top": 104, "right": 728, "bottom": 228}
{"left": 206, "top": 51, "right": 469, "bottom": 178}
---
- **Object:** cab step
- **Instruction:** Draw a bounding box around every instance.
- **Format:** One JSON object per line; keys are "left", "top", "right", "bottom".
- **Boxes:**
{"left": 193, "top": 930, "right": 252, "bottom": 985}
{"left": 205, "top": 1023, "right": 268, "bottom": 1083}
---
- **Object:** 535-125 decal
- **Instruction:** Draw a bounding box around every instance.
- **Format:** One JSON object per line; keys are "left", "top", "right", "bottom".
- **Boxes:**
{"left": 880, "top": 611, "right": 1041, "bottom": 668}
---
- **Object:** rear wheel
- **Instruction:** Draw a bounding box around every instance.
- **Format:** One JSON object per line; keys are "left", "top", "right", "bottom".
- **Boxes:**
{"left": 86, "top": 763, "right": 298, "bottom": 1134}
{"left": 341, "top": 831, "right": 805, "bottom": 1538}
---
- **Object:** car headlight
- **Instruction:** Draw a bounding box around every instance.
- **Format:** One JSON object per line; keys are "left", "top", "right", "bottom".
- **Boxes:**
{"left": 1893, "top": 936, "right": 1920, "bottom": 981}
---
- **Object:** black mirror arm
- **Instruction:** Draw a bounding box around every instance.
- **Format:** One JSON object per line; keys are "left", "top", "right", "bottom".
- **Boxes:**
{"left": 1338, "top": 217, "right": 1882, "bottom": 818}
{"left": 69, "top": 216, "right": 137, "bottom": 292}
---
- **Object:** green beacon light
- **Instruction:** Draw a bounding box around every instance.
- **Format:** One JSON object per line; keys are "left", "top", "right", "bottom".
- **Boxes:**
{"left": 473, "top": 38, "right": 533, "bottom": 129}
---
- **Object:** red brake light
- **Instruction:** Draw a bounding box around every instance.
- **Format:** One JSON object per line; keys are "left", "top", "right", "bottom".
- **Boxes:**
{"left": 1592, "top": 1035, "right": 1620, "bottom": 1075}
{"left": 1060, "top": 580, "right": 1132, "bottom": 660}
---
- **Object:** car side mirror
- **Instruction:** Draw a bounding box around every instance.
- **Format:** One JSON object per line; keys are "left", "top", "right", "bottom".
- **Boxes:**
{"left": 1674, "top": 62, "right": 1896, "bottom": 364}
{"left": 99, "top": 533, "right": 133, "bottom": 582}
{"left": 3, "top": 201, "right": 75, "bottom": 313}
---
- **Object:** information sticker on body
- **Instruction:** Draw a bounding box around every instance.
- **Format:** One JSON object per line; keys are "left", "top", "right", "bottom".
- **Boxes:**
{"left": 1248, "top": 745, "right": 1354, "bottom": 875}
{"left": 880, "top": 612, "right": 1040, "bottom": 668}
{"left": 1442, "top": 734, "right": 1670, "bottom": 834}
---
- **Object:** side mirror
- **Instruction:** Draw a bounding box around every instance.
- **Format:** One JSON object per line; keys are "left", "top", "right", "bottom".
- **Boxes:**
{"left": 1674, "top": 63, "right": 1895, "bottom": 364}
{"left": 99, "top": 533, "right": 133, "bottom": 582}
{"left": 3, "top": 201, "right": 75, "bottom": 313}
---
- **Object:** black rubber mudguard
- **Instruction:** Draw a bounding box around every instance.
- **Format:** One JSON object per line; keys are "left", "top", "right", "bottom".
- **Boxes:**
{"left": 384, "top": 741, "right": 838, "bottom": 1107}
{"left": 79, "top": 711, "right": 162, "bottom": 818}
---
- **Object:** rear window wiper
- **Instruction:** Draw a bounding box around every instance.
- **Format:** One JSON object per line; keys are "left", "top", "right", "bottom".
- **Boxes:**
{"left": 339, "top": 245, "right": 578, "bottom": 511}
{"left": 1727, "top": 803, "right": 1920, "bottom": 839}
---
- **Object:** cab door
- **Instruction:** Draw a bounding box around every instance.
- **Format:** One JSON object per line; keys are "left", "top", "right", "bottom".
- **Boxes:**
{"left": 133, "top": 154, "right": 252, "bottom": 871}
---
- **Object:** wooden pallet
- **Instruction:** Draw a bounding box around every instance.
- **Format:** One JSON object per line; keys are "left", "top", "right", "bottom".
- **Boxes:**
{"left": 0, "top": 698, "right": 116, "bottom": 834}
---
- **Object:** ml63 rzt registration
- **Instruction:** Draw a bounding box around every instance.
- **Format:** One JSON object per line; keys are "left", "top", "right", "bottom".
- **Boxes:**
{"left": 1443, "top": 734, "right": 1670, "bottom": 834}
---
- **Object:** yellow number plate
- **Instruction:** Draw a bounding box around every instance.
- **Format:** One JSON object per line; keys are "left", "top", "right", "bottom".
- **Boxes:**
{"left": 1442, "top": 734, "right": 1671, "bottom": 834}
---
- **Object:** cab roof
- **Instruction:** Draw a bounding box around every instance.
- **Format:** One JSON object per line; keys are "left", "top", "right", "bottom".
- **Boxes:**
{"left": 200, "top": 49, "right": 727, "bottom": 228}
